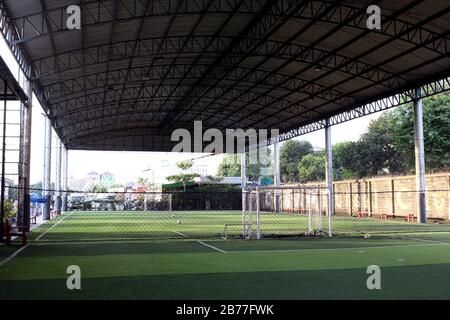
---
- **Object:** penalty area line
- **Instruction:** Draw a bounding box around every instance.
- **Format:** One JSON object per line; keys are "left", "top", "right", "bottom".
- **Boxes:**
{"left": 172, "top": 231, "right": 226, "bottom": 253}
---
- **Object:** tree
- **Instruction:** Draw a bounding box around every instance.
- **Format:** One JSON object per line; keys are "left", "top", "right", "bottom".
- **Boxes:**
{"left": 217, "top": 148, "right": 272, "bottom": 182}
{"left": 137, "top": 177, "right": 156, "bottom": 190}
{"left": 91, "top": 184, "right": 107, "bottom": 193}
{"left": 166, "top": 160, "right": 200, "bottom": 191}
{"left": 280, "top": 140, "right": 313, "bottom": 182}
{"left": 358, "top": 113, "right": 404, "bottom": 176}
{"left": 333, "top": 141, "right": 360, "bottom": 179}
{"left": 390, "top": 92, "right": 450, "bottom": 171}
{"left": 298, "top": 153, "right": 325, "bottom": 182}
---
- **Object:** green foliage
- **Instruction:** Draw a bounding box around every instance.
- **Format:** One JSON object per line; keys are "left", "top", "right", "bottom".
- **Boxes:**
{"left": 333, "top": 141, "right": 359, "bottom": 180}
{"left": 390, "top": 93, "right": 450, "bottom": 171}
{"left": 2, "top": 200, "right": 16, "bottom": 222}
{"left": 217, "top": 149, "right": 272, "bottom": 181}
{"left": 217, "top": 154, "right": 240, "bottom": 177}
{"left": 280, "top": 140, "right": 313, "bottom": 183}
{"left": 166, "top": 159, "right": 199, "bottom": 190}
{"left": 205, "top": 175, "right": 224, "bottom": 183}
{"left": 166, "top": 173, "right": 200, "bottom": 184}
{"left": 298, "top": 154, "right": 325, "bottom": 182}
{"left": 91, "top": 184, "right": 107, "bottom": 193}
{"left": 177, "top": 159, "right": 194, "bottom": 171}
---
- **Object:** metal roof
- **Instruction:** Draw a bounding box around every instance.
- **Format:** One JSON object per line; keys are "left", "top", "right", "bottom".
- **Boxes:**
{"left": 0, "top": 55, "right": 27, "bottom": 101}
{"left": 1, "top": 0, "right": 449, "bottom": 151}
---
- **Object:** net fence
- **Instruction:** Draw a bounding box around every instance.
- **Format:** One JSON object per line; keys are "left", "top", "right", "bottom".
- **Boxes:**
{"left": 240, "top": 185, "right": 450, "bottom": 240}
{"left": 2, "top": 185, "right": 449, "bottom": 243}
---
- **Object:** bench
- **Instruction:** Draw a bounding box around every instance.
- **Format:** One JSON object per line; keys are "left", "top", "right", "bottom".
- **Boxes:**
{"left": 50, "top": 210, "right": 58, "bottom": 219}
{"left": 357, "top": 211, "right": 369, "bottom": 218}
{"left": 379, "top": 213, "right": 388, "bottom": 220}
{"left": 4, "top": 225, "right": 27, "bottom": 245}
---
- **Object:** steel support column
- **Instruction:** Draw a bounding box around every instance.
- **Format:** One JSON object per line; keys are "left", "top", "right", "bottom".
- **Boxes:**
{"left": 17, "top": 80, "right": 32, "bottom": 232}
{"left": 61, "top": 146, "right": 68, "bottom": 211}
{"left": 325, "top": 120, "right": 333, "bottom": 236}
{"left": 241, "top": 152, "right": 246, "bottom": 237}
{"left": 273, "top": 139, "right": 280, "bottom": 212}
{"left": 413, "top": 88, "right": 427, "bottom": 223}
{"left": 54, "top": 137, "right": 62, "bottom": 215}
{"left": 0, "top": 80, "right": 7, "bottom": 241}
{"left": 43, "top": 116, "right": 52, "bottom": 220}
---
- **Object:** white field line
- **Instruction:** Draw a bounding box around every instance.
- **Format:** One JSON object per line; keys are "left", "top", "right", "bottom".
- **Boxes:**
{"left": 35, "top": 212, "right": 74, "bottom": 241}
{"left": 0, "top": 244, "right": 29, "bottom": 268}
{"left": 173, "top": 230, "right": 188, "bottom": 237}
{"left": 196, "top": 240, "right": 227, "bottom": 253}
{"left": 172, "top": 231, "right": 226, "bottom": 253}
{"left": 393, "top": 236, "right": 448, "bottom": 245}
{"left": 226, "top": 242, "right": 448, "bottom": 254}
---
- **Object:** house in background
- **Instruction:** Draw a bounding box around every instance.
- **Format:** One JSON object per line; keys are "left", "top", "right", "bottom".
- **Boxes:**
{"left": 86, "top": 171, "right": 101, "bottom": 185}
{"left": 100, "top": 171, "right": 115, "bottom": 188}
{"left": 4, "top": 177, "right": 14, "bottom": 200}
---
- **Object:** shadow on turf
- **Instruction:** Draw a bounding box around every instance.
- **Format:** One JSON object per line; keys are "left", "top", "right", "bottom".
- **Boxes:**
{"left": 1, "top": 264, "right": 450, "bottom": 299}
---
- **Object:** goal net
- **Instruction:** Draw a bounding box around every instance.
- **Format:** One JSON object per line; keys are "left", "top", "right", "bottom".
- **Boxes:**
{"left": 241, "top": 186, "right": 330, "bottom": 239}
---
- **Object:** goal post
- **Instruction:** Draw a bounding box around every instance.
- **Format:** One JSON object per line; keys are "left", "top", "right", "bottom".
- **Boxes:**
{"left": 242, "top": 185, "right": 330, "bottom": 239}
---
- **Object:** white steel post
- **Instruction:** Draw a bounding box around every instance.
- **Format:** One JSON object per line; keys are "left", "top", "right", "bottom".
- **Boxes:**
{"left": 62, "top": 146, "right": 68, "bottom": 211}
{"left": 273, "top": 139, "right": 280, "bottom": 212}
{"left": 43, "top": 116, "right": 52, "bottom": 220}
{"left": 55, "top": 137, "right": 62, "bottom": 215}
{"left": 413, "top": 88, "right": 427, "bottom": 223}
{"left": 256, "top": 188, "right": 261, "bottom": 239}
{"left": 241, "top": 152, "right": 246, "bottom": 237}
{"left": 325, "top": 120, "right": 334, "bottom": 237}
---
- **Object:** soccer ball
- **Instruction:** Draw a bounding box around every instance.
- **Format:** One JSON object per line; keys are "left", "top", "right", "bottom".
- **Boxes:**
{"left": 364, "top": 233, "right": 371, "bottom": 239}
{"left": 177, "top": 220, "right": 181, "bottom": 224}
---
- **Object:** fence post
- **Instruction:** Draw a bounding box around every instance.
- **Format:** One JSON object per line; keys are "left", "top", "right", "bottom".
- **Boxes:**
{"left": 391, "top": 179, "right": 395, "bottom": 217}
{"left": 256, "top": 188, "right": 261, "bottom": 239}
{"left": 448, "top": 174, "right": 450, "bottom": 220}
{"left": 349, "top": 182, "right": 352, "bottom": 216}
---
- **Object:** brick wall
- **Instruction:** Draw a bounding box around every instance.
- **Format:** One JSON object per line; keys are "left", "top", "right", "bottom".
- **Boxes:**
{"left": 283, "top": 173, "right": 450, "bottom": 220}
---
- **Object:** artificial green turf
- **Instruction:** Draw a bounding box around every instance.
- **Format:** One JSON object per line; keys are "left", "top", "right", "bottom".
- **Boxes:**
{"left": 1, "top": 210, "right": 450, "bottom": 299}
{"left": 1, "top": 239, "right": 450, "bottom": 299}
{"left": 28, "top": 210, "right": 450, "bottom": 242}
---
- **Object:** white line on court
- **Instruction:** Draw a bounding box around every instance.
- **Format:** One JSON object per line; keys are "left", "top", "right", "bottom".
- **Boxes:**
{"left": 0, "top": 245, "right": 29, "bottom": 268}
{"left": 226, "top": 242, "right": 448, "bottom": 254}
{"left": 394, "top": 236, "right": 448, "bottom": 245}
{"left": 173, "top": 230, "right": 188, "bottom": 238}
{"left": 172, "top": 230, "right": 226, "bottom": 253}
{"left": 196, "top": 240, "right": 227, "bottom": 253}
{"left": 36, "top": 211, "right": 74, "bottom": 241}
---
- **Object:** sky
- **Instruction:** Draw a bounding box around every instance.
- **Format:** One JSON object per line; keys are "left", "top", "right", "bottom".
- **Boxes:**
{"left": 0, "top": 36, "right": 385, "bottom": 186}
